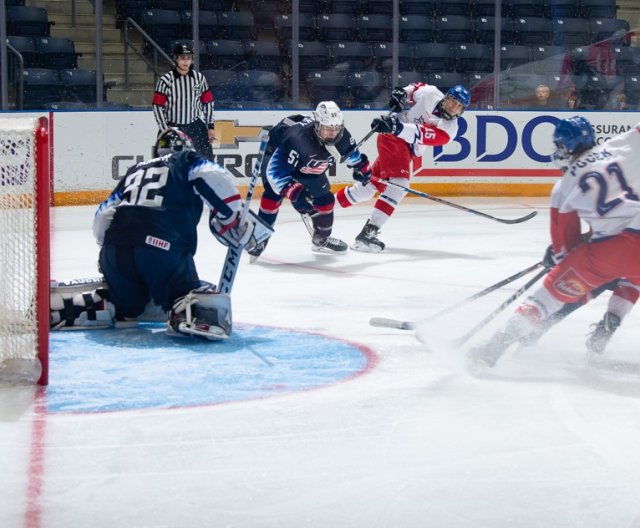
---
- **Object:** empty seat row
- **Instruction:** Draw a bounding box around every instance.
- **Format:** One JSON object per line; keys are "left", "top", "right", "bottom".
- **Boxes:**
{"left": 290, "top": 41, "right": 640, "bottom": 77}
{"left": 184, "top": 37, "right": 640, "bottom": 81}
{"left": 274, "top": 13, "right": 631, "bottom": 47}
{"left": 252, "top": 0, "right": 618, "bottom": 19}
{"left": 6, "top": 36, "right": 80, "bottom": 70}
{"left": 139, "top": 9, "right": 258, "bottom": 53}
{"left": 6, "top": 5, "right": 54, "bottom": 37}
{"left": 17, "top": 68, "right": 112, "bottom": 110}
{"left": 202, "top": 69, "right": 286, "bottom": 106}
{"left": 115, "top": 0, "right": 233, "bottom": 22}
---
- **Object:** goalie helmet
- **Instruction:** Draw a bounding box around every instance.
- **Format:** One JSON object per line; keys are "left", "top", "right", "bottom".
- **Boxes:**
{"left": 313, "top": 101, "right": 344, "bottom": 146}
{"left": 438, "top": 84, "right": 471, "bottom": 120}
{"left": 552, "top": 116, "right": 596, "bottom": 162}
{"left": 154, "top": 128, "right": 195, "bottom": 157}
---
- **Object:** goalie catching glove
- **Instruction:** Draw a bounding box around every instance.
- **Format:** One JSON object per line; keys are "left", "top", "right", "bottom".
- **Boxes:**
{"left": 371, "top": 114, "right": 403, "bottom": 136}
{"left": 349, "top": 154, "right": 371, "bottom": 185}
{"left": 209, "top": 209, "right": 273, "bottom": 252}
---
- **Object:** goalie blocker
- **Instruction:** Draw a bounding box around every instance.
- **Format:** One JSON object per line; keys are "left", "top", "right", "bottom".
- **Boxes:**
{"left": 50, "top": 279, "right": 232, "bottom": 341}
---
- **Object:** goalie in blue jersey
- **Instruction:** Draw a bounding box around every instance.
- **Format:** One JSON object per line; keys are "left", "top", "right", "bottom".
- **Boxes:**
{"left": 50, "top": 128, "right": 270, "bottom": 340}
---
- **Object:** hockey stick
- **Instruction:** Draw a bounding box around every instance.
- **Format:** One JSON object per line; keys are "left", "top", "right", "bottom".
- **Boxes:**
{"left": 369, "top": 261, "right": 544, "bottom": 331}
{"left": 339, "top": 110, "right": 392, "bottom": 164}
{"left": 449, "top": 267, "right": 549, "bottom": 347}
{"left": 384, "top": 180, "right": 538, "bottom": 224}
{"left": 300, "top": 211, "right": 315, "bottom": 237}
{"left": 339, "top": 129, "right": 377, "bottom": 164}
{"left": 218, "top": 130, "right": 270, "bottom": 294}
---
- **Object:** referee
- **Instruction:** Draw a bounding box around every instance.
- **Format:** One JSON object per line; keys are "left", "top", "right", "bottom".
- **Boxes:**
{"left": 152, "top": 42, "right": 216, "bottom": 160}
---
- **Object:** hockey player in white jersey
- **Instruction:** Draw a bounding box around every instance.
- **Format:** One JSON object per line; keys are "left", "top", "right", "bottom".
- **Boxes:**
{"left": 469, "top": 116, "right": 640, "bottom": 368}
{"left": 336, "top": 82, "right": 470, "bottom": 252}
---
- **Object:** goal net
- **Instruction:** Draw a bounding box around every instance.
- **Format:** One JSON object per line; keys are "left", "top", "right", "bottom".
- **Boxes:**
{"left": 0, "top": 117, "right": 50, "bottom": 385}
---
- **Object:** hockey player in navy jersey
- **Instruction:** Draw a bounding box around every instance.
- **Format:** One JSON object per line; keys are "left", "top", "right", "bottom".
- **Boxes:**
{"left": 50, "top": 128, "right": 265, "bottom": 341}
{"left": 248, "top": 101, "right": 372, "bottom": 258}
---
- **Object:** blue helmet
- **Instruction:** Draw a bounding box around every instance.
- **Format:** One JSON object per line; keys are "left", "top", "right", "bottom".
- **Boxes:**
{"left": 553, "top": 116, "right": 596, "bottom": 160}
{"left": 440, "top": 84, "right": 471, "bottom": 119}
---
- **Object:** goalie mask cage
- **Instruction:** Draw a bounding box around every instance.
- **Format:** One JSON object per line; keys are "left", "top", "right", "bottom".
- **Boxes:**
{"left": 0, "top": 117, "right": 50, "bottom": 385}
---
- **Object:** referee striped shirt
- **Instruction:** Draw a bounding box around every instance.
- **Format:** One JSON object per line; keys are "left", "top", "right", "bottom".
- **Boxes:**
{"left": 152, "top": 67, "right": 215, "bottom": 130}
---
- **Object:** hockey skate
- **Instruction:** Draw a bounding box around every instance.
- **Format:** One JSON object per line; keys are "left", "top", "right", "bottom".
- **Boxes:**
{"left": 586, "top": 312, "right": 620, "bottom": 354}
{"left": 311, "top": 233, "right": 348, "bottom": 254}
{"left": 467, "top": 331, "right": 518, "bottom": 370}
{"left": 352, "top": 221, "right": 385, "bottom": 253}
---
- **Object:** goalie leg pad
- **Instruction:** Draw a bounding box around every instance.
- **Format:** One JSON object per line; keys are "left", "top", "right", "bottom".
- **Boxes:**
{"left": 50, "top": 289, "right": 115, "bottom": 330}
{"left": 168, "top": 291, "right": 232, "bottom": 341}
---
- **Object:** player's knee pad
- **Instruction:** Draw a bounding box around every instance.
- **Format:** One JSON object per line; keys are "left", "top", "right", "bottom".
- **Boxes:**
{"left": 381, "top": 177, "right": 409, "bottom": 204}
{"left": 50, "top": 288, "right": 115, "bottom": 330}
{"left": 339, "top": 181, "right": 378, "bottom": 206}
{"left": 168, "top": 290, "right": 232, "bottom": 341}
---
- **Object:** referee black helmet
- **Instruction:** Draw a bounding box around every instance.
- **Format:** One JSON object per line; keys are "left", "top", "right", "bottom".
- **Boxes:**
{"left": 173, "top": 42, "right": 193, "bottom": 57}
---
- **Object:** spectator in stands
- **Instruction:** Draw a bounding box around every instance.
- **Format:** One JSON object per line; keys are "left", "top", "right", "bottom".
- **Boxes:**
{"left": 534, "top": 83, "right": 551, "bottom": 106}
{"left": 152, "top": 42, "right": 216, "bottom": 160}
{"left": 566, "top": 86, "right": 579, "bottom": 109}
{"left": 608, "top": 92, "right": 628, "bottom": 110}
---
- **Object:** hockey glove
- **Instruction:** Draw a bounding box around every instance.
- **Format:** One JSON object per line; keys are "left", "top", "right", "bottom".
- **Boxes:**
{"left": 284, "top": 182, "right": 315, "bottom": 215}
{"left": 371, "top": 114, "right": 403, "bottom": 136}
{"left": 210, "top": 210, "right": 255, "bottom": 249}
{"left": 542, "top": 245, "right": 565, "bottom": 269}
{"left": 351, "top": 154, "right": 371, "bottom": 185}
{"left": 389, "top": 87, "right": 407, "bottom": 113}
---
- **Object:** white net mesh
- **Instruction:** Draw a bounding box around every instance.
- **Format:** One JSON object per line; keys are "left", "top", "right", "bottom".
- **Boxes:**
{"left": 0, "top": 118, "right": 39, "bottom": 369}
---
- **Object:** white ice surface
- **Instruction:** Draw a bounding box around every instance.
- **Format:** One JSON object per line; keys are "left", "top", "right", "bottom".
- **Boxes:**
{"left": 3, "top": 197, "right": 640, "bottom": 528}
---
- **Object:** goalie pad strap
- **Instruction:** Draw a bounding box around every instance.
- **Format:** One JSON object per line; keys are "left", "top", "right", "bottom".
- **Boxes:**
{"left": 82, "top": 292, "right": 98, "bottom": 321}
{"left": 51, "top": 289, "right": 115, "bottom": 330}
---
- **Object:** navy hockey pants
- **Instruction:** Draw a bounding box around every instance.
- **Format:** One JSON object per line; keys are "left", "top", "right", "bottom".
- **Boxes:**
{"left": 99, "top": 244, "right": 201, "bottom": 318}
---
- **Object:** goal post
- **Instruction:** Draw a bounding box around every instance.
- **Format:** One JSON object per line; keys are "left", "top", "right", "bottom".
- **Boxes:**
{"left": 0, "top": 116, "right": 50, "bottom": 385}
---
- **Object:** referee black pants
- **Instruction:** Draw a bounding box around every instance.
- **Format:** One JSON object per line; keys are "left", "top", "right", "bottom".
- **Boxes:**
{"left": 175, "top": 120, "right": 214, "bottom": 161}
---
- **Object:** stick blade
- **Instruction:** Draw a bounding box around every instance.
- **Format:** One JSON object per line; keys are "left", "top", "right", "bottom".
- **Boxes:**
{"left": 369, "top": 317, "right": 415, "bottom": 330}
{"left": 497, "top": 210, "right": 538, "bottom": 224}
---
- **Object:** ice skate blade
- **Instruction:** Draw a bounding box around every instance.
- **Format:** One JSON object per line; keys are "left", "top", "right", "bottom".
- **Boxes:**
{"left": 351, "top": 241, "right": 383, "bottom": 253}
{"left": 311, "top": 244, "right": 348, "bottom": 255}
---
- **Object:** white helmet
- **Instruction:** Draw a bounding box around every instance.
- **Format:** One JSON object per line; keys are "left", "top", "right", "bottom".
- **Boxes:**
{"left": 313, "top": 101, "right": 344, "bottom": 146}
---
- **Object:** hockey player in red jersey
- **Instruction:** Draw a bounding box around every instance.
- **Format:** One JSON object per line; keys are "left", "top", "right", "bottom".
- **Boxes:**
{"left": 336, "top": 83, "right": 470, "bottom": 252}
{"left": 469, "top": 116, "right": 640, "bottom": 368}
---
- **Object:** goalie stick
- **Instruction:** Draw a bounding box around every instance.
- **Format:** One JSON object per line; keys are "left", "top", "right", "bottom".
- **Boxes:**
{"left": 217, "top": 128, "right": 270, "bottom": 293}
{"left": 384, "top": 180, "right": 538, "bottom": 224}
{"left": 448, "top": 267, "right": 550, "bottom": 347}
{"left": 369, "top": 261, "right": 544, "bottom": 331}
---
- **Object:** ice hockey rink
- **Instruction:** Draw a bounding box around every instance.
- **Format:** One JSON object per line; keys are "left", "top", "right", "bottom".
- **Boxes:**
{"left": 3, "top": 196, "right": 640, "bottom": 528}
